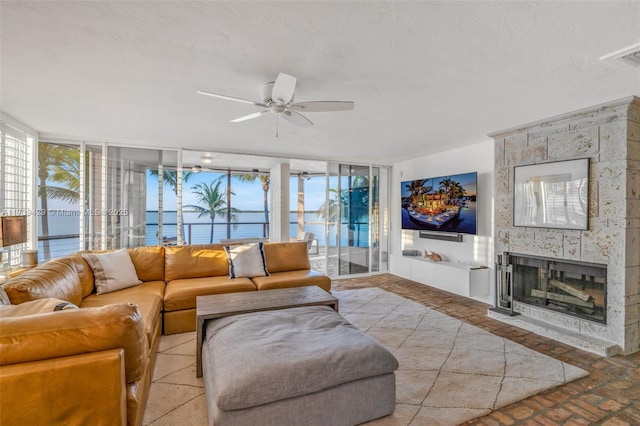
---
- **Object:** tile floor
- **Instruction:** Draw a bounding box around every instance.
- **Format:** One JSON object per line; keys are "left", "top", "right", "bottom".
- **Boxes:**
{"left": 145, "top": 274, "right": 640, "bottom": 425}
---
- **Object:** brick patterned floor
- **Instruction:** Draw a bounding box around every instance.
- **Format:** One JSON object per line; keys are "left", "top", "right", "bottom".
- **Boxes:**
{"left": 333, "top": 274, "right": 640, "bottom": 426}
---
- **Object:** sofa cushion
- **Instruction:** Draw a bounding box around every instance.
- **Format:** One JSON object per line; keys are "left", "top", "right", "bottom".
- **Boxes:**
{"left": 80, "top": 281, "right": 165, "bottom": 348}
{"left": 69, "top": 255, "right": 97, "bottom": 298}
{"left": 164, "top": 244, "right": 230, "bottom": 281}
{"left": 1, "top": 258, "right": 82, "bottom": 306}
{"left": 164, "top": 276, "right": 255, "bottom": 312}
{"left": 0, "top": 303, "right": 148, "bottom": 383}
{"left": 72, "top": 247, "right": 165, "bottom": 296}
{"left": 263, "top": 242, "right": 310, "bottom": 273}
{"left": 0, "top": 298, "right": 78, "bottom": 317}
{"left": 251, "top": 270, "right": 331, "bottom": 292}
{"left": 224, "top": 243, "right": 269, "bottom": 278}
{"left": 82, "top": 249, "right": 143, "bottom": 295}
{"left": 128, "top": 246, "right": 165, "bottom": 282}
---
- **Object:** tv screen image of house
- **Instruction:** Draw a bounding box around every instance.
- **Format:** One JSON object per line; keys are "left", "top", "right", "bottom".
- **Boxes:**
{"left": 401, "top": 172, "right": 478, "bottom": 234}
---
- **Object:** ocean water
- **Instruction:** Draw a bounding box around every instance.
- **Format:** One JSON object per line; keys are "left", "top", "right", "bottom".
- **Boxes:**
{"left": 146, "top": 211, "right": 330, "bottom": 245}
{"left": 38, "top": 210, "right": 370, "bottom": 260}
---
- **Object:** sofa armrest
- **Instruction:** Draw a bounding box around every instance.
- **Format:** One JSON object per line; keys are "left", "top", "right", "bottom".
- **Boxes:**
{"left": 0, "top": 303, "right": 148, "bottom": 383}
{"left": 0, "top": 349, "right": 127, "bottom": 425}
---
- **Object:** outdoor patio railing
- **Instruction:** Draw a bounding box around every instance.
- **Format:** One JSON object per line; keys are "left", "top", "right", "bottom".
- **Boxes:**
{"left": 37, "top": 220, "right": 368, "bottom": 262}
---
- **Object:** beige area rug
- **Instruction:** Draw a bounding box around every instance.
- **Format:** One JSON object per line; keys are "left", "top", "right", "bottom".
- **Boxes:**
{"left": 143, "top": 288, "right": 588, "bottom": 426}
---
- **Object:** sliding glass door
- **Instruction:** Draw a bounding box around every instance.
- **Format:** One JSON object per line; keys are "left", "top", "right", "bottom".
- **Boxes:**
{"left": 104, "top": 147, "right": 180, "bottom": 249}
{"left": 33, "top": 143, "right": 391, "bottom": 277}
{"left": 82, "top": 143, "right": 103, "bottom": 251}
{"left": 325, "top": 163, "right": 389, "bottom": 277}
{"left": 37, "top": 141, "right": 81, "bottom": 261}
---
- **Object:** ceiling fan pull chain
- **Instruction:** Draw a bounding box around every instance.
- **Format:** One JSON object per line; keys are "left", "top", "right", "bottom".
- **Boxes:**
{"left": 276, "top": 115, "right": 279, "bottom": 138}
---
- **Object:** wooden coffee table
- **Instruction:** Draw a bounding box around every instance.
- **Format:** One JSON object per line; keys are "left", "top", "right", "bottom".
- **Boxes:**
{"left": 196, "top": 286, "right": 338, "bottom": 377}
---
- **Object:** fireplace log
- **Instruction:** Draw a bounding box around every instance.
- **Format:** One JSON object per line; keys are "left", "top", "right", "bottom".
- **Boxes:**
{"left": 549, "top": 279, "right": 593, "bottom": 303}
{"left": 547, "top": 300, "right": 595, "bottom": 315}
{"left": 531, "top": 289, "right": 595, "bottom": 308}
{"left": 577, "top": 306, "right": 595, "bottom": 315}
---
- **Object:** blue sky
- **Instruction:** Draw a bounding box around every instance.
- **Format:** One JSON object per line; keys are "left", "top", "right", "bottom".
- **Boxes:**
{"left": 40, "top": 171, "right": 328, "bottom": 212}
{"left": 147, "top": 171, "right": 327, "bottom": 212}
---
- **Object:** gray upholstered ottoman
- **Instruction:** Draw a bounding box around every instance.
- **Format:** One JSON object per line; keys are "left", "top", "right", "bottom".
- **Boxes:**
{"left": 202, "top": 305, "right": 399, "bottom": 426}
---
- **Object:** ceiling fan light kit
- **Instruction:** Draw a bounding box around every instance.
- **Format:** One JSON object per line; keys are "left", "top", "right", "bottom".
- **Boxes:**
{"left": 197, "top": 72, "right": 354, "bottom": 132}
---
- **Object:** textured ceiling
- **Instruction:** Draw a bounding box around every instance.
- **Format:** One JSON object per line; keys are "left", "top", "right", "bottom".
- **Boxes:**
{"left": 1, "top": 1, "right": 638, "bottom": 165}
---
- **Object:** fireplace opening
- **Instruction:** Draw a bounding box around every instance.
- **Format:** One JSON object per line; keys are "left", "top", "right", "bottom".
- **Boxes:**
{"left": 509, "top": 253, "right": 607, "bottom": 324}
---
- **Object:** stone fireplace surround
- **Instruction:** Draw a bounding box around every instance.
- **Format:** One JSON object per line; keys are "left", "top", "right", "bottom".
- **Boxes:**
{"left": 488, "top": 96, "right": 640, "bottom": 356}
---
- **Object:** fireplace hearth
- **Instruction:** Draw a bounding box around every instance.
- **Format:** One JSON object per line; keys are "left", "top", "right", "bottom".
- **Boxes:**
{"left": 509, "top": 253, "right": 607, "bottom": 324}
{"left": 489, "top": 96, "right": 639, "bottom": 355}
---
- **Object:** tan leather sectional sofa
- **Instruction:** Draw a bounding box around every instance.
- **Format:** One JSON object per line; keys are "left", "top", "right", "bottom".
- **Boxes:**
{"left": 0, "top": 241, "right": 330, "bottom": 426}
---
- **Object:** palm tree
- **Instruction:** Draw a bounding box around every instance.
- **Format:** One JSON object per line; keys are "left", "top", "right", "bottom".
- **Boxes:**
{"left": 319, "top": 173, "right": 373, "bottom": 224}
{"left": 450, "top": 182, "right": 466, "bottom": 204}
{"left": 439, "top": 177, "right": 466, "bottom": 205}
{"left": 317, "top": 188, "right": 340, "bottom": 223}
{"left": 184, "top": 178, "right": 239, "bottom": 243}
{"left": 148, "top": 169, "right": 193, "bottom": 242}
{"left": 38, "top": 143, "right": 80, "bottom": 260}
{"left": 234, "top": 172, "right": 270, "bottom": 236}
{"left": 348, "top": 175, "right": 371, "bottom": 225}
{"left": 149, "top": 169, "right": 194, "bottom": 195}
{"left": 404, "top": 179, "right": 426, "bottom": 207}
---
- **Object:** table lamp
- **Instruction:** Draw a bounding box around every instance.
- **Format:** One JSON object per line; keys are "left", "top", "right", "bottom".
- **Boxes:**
{"left": 0, "top": 215, "right": 28, "bottom": 272}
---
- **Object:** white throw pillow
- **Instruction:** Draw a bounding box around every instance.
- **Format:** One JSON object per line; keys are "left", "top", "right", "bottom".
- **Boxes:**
{"left": 224, "top": 243, "right": 270, "bottom": 278}
{"left": 0, "top": 286, "right": 11, "bottom": 305}
{"left": 82, "top": 249, "right": 142, "bottom": 294}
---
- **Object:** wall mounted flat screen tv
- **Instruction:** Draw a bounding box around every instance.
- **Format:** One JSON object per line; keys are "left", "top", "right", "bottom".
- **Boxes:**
{"left": 401, "top": 172, "right": 478, "bottom": 234}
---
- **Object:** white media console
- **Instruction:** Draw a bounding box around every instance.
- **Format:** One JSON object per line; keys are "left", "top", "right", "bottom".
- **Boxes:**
{"left": 390, "top": 254, "right": 490, "bottom": 303}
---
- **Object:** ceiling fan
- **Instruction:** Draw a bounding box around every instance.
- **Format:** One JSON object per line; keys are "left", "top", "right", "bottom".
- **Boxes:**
{"left": 190, "top": 165, "right": 268, "bottom": 176}
{"left": 197, "top": 72, "right": 354, "bottom": 129}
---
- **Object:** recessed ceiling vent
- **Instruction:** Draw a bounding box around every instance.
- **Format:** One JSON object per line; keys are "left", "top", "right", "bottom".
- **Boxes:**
{"left": 600, "top": 42, "right": 640, "bottom": 68}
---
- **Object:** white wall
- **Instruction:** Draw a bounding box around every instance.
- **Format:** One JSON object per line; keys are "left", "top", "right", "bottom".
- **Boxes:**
{"left": 391, "top": 140, "right": 494, "bottom": 290}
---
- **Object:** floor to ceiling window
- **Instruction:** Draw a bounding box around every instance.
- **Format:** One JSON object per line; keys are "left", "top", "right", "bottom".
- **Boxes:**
{"left": 37, "top": 141, "right": 80, "bottom": 262}
{"left": 289, "top": 169, "right": 326, "bottom": 271}
{"left": 102, "top": 147, "right": 179, "bottom": 249}
{"left": 326, "top": 163, "right": 390, "bottom": 277}
{"left": 1, "top": 116, "right": 34, "bottom": 270}
{"left": 228, "top": 169, "right": 270, "bottom": 241}
{"left": 167, "top": 167, "right": 272, "bottom": 245}
{"left": 82, "top": 143, "right": 105, "bottom": 251}
{"left": 25, "top": 144, "right": 390, "bottom": 278}
{"left": 37, "top": 142, "right": 180, "bottom": 258}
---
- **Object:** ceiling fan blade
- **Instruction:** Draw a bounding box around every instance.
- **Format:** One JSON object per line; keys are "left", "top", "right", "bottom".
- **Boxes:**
{"left": 282, "top": 110, "right": 313, "bottom": 128}
{"left": 288, "top": 101, "right": 355, "bottom": 112}
{"left": 197, "top": 90, "right": 265, "bottom": 106}
{"left": 230, "top": 110, "right": 269, "bottom": 123}
{"left": 271, "top": 73, "right": 297, "bottom": 104}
